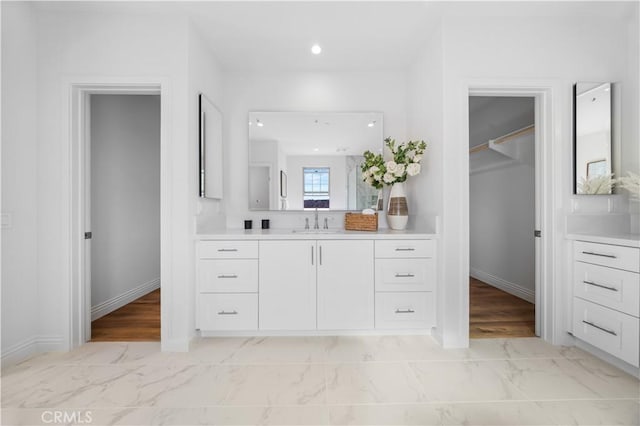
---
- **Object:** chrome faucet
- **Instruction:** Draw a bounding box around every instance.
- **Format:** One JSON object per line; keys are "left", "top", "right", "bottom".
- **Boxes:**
{"left": 323, "top": 217, "right": 329, "bottom": 230}
{"left": 313, "top": 208, "right": 320, "bottom": 230}
{"left": 304, "top": 218, "right": 310, "bottom": 230}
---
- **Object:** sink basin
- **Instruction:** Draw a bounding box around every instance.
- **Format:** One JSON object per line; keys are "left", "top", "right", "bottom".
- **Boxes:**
{"left": 291, "top": 229, "right": 343, "bottom": 234}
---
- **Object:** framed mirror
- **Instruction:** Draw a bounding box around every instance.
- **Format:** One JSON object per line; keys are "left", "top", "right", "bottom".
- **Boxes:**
{"left": 199, "top": 94, "right": 223, "bottom": 199}
{"left": 248, "top": 111, "right": 383, "bottom": 211}
{"left": 574, "top": 82, "right": 612, "bottom": 194}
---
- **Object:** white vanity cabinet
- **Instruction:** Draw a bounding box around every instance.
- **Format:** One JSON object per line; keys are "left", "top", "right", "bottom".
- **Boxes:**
{"left": 259, "top": 240, "right": 317, "bottom": 330}
{"left": 197, "top": 241, "right": 259, "bottom": 330}
{"left": 374, "top": 240, "right": 436, "bottom": 329}
{"left": 196, "top": 232, "right": 436, "bottom": 335}
{"left": 571, "top": 239, "right": 640, "bottom": 367}
{"left": 317, "top": 240, "right": 374, "bottom": 330}
{"left": 260, "top": 240, "right": 374, "bottom": 330}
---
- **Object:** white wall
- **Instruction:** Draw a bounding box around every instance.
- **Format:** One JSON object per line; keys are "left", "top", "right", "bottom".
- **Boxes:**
{"left": 438, "top": 10, "right": 632, "bottom": 346}
{"left": 33, "top": 7, "right": 192, "bottom": 353}
{"left": 1, "top": 1, "right": 40, "bottom": 364}
{"left": 406, "top": 25, "right": 445, "bottom": 340}
{"left": 221, "top": 71, "right": 407, "bottom": 228}
{"left": 90, "top": 94, "right": 160, "bottom": 315}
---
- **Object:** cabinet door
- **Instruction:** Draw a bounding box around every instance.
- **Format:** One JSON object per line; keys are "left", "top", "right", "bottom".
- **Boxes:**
{"left": 317, "top": 240, "right": 374, "bottom": 330}
{"left": 259, "top": 240, "right": 317, "bottom": 330}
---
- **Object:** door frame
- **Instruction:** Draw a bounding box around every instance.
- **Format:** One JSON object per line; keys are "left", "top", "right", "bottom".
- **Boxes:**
{"left": 68, "top": 80, "right": 168, "bottom": 348}
{"left": 463, "top": 81, "right": 558, "bottom": 342}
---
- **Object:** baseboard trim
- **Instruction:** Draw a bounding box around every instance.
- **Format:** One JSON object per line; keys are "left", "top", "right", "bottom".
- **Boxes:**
{"left": 1, "top": 335, "right": 65, "bottom": 368}
{"left": 470, "top": 267, "right": 535, "bottom": 304}
{"left": 91, "top": 277, "right": 160, "bottom": 321}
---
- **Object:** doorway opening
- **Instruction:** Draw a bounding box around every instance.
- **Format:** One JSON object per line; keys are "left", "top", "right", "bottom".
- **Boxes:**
{"left": 88, "top": 94, "right": 161, "bottom": 341}
{"left": 69, "top": 83, "right": 166, "bottom": 348}
{"left": 468, "top": 95, "right": 537, "bottom": 338}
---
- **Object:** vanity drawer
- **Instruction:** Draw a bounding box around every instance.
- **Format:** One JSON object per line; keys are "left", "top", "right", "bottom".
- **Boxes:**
{"left": 199, "top": 259, "right": 258, "bottom": 293}
{"left": 199, "top": 240, "right": 259, "bottom": 259}
{"left": 375, "top": 240, "right": 435, "bottom": 259}
{"left": 572, "top": 297, "right": 639, "bottom": 367}
{"left": 574, "top": 262, "right": 639, "bottom": 317}
{"left": 197, "top": 294, "right": 258, "bottom": 330}
{"left": 574, "top": 241, "right": 639, "bottom": 273}
{"left": 375, "top": 258, "right": 435, "bottom": 292}
{"left": 375, "top": 292, "right": 434, "bottom": 329}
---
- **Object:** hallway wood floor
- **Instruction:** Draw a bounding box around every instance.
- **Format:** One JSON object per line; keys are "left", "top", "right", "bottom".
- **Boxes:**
{"left": 469, "top": 277, "right": 535, "bottom": 338}
{"left": 91, "top": 289, "right": 160, "bottom": 341}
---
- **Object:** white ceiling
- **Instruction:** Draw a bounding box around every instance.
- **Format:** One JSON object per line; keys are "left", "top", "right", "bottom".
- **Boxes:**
{"left": 33, "top": 1, "right": 636, "bottom": 72}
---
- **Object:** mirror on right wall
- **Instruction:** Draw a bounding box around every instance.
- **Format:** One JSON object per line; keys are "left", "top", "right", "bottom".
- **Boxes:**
{"left": 574, "top": 82, "right": 613, "bottom": 194}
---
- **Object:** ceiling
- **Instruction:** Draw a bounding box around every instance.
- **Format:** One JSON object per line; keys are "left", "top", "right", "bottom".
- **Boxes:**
{"left": 33, "top": 1, "right": 636, "bottom": 72}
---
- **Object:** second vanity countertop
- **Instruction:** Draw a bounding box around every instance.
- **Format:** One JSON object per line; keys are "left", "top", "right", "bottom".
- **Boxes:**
{"left": 196, "top": 228, "right": 437, "bottom": 241}
{"left": 566, "top": 232, "right": 640, "bottom": 248}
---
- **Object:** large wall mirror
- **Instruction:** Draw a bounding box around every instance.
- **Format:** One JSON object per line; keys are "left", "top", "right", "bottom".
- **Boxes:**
{"left": 248, "top": 111, "right": 383, "bottom": 211}
{"left": 574, "top": 82, "right": 612, "bottom": 194}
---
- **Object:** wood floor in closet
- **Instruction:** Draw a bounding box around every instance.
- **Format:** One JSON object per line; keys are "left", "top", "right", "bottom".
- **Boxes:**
{"left": 91, "top": 289, "right": 161, "bottom": 341}
{"left": 469, "top": 277, "right": 536, "bottom": 338}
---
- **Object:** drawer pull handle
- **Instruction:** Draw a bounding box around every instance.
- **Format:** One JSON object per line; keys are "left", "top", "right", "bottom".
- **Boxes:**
{"left": 395, "top": 308, "right": 415, "bottom": 314}
{"left": 217, "top": 274, "right": 238, "bottom": 279}
{"left": 395, "top": 273, "right": 415, "bottom": 278}
{"left": 582, "top": 320, "right": 617, "bottom": 336}
{"left": 395, "top": 248, "right": 415, "bottom": 252}
{"left": 218, "top": 248, "right": 238, "bottom": 252}
{"left": 583, "top": 280, "right": 618, "bottom": 292}
{"left": 218, "top": 310, "right": 238, "bottom": 315}
{"left": 581, "top": 251, "right": 616, "bottom": 259}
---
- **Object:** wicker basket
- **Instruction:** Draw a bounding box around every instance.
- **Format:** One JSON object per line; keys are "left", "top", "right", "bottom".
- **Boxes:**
{"left": 344, "top": 212, "right": 378, "bottom": 231}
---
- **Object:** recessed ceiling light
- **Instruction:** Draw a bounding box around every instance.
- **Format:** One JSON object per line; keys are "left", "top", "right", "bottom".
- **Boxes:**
{"left": 256, "top": 119, "right": 264, "bottom": 127}
{"left": 311, "top": 44, "right": 322, "bottom": 55}
{"left": 368, "top": 121, "right": 376, "bottom": 128}
{"left": 313, "top": 148, "right": 319, "bottom": 152}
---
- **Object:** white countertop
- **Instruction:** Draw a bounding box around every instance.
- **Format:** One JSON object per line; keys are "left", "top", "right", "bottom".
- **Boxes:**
{"left": 196, "top": 228, "right": 437, "bottom": 240}
{"left": 566, "top": 232, "right": 640, "bottom": 248}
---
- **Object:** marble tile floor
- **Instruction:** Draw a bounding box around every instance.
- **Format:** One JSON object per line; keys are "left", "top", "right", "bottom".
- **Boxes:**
{"left": 1, "top": 336, "right": 638, "bottom": 425}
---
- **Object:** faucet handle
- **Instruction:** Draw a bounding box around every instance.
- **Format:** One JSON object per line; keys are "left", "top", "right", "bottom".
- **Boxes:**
{"left": 323, "top": 217, "right": 329, "bottom": 229}
{"left": 304, "top": 218, "right": 310, "bottom": 230}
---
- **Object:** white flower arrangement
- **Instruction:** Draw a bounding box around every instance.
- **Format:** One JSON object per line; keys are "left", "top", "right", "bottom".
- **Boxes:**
{"left": 577, "top": 173, "right": 616, "bottom": 195}
{"left": 616, "top": 171, "right": 640, "bottom": 200}
{"left": 361, "top": 138, "right": 427, "bottom": 189}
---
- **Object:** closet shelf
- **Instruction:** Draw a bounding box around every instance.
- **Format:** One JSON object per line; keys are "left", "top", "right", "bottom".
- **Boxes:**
{"left": 469, "top": 124, "right": 535, "bottom": 174}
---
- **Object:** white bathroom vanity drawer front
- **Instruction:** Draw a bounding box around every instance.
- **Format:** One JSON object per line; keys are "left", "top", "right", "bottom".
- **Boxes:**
{"left": 574, "top": 241, "right": 640, "bottom": 273}
{"left": 199, "top": 259, "right": 259, "bottom": 293}
{"left": 199, "top": 240, "right": 259, "bottom": 259}
{"left": 375, "top": 239, "right": 435, "bottom": 259}
{"left": 375, "top": 292, "right": 434, "bottom": 329}
{"left": 574, "top": 261, "right": 640, "bottom": 317}
{"left": 197, "top": 294, "right": 258, "bottom": 330}
{"left": 572, "top": 297, "right": 639, "bottom": 367}
{"left": 375, "top": 258, "right": 435, "bottom": 292}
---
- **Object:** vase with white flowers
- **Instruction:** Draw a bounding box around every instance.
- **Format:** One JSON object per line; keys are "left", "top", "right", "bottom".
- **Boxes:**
{"left": 361, "top": 137, "right": 427, "bottom": 230}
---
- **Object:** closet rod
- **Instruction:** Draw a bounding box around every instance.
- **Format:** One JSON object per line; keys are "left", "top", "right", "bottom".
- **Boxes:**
{"left": 468, "top": 124, "right": 534, "bottom": 154}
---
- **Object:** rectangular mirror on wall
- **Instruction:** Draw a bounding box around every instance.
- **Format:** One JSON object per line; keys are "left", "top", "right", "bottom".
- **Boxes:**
{"left": 199, "top": 94, "right": 223, "bottom": 199}
{"left": 248, "top": 111, "right": 383, "bottom": 211}
{"left": 574, "top": 82, "right": 612, "bottom": 194}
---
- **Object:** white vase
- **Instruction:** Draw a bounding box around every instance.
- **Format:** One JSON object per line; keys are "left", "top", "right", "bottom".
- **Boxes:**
{"left": 387, "top": 182, "right": 408, "bottom": 230}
